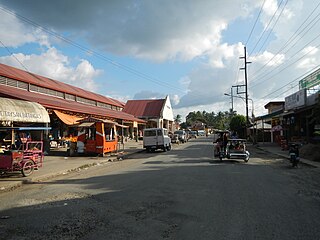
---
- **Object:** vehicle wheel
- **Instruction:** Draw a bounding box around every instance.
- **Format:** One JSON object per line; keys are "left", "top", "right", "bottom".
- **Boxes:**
{"left": 292, "top": 159, "right": 297, "bottom": 167}
{"left": 167, "top": 144, "right": 171, "bottom": 151}
{"left": 22, "top": 160, "right": 34, "bottom": 177}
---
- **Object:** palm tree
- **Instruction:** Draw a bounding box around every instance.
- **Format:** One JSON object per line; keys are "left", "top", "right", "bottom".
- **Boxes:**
{"left": 174, "top": 114, "right": 182, "bottom": 124}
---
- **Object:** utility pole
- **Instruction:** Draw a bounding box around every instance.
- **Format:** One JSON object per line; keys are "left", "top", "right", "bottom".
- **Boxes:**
{"left": 228, "top": 87, "right": 234, "bottom": 113}
{"left": 224, "top": 88, "right": 234, "bottom": 114}
{"left": 239, "top": 46, "right": 251, "bottom": 137}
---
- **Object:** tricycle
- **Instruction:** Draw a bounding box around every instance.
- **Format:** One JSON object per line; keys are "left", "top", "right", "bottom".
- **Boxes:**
{"left": 215, "top": 138, "right": 250, "bottom": 162}
{"left": 0, "top": 141, "right": 44, "bottom": 176}
{"left": 0, "top": 127, "right": 49, "bottom": 177}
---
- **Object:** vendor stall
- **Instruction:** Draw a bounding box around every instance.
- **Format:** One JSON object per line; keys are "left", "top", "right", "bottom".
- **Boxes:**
{"left": 70, "top": 117, "right": 125, "bottom": 156}
{"left": 0, "top": 97, "right": 51, "bottom": 176}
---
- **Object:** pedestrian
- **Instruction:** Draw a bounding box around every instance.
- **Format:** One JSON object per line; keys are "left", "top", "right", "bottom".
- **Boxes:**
{"left": 223, "top": 132, "right": 228, "bottom": 153}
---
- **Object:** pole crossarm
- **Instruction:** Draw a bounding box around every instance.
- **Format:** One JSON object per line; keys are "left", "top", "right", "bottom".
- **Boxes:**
{"left": 232, "top": 84, "right": 246, "bottom": 94}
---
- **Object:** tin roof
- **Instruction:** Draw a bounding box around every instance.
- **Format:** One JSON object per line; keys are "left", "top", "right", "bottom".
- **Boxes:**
{"left": 0, "top": 63, "right": 124, "bottom": 107}
{"left": 123, "top": 99, "right": 165, "bottom": 118}
{"left": 0, "top": 84, "right": 144, "bottom": 123}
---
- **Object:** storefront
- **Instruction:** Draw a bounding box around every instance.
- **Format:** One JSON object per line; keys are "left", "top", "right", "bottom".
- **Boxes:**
{"left": 0, "top": 97, "right": 50, "bottom": 150}
{"left": 0, "top": 63, "right": 145, "bottom": 153}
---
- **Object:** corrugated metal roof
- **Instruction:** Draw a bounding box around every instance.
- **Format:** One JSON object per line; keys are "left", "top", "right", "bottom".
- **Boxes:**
{"left": 0, "top": 63, "right": 124, "bottom": 108}
{"left": 123, "top": 99, "right": 165, "bottom": 118}
{"left": 0, "top": 85, "right": 145, "bottom": 123}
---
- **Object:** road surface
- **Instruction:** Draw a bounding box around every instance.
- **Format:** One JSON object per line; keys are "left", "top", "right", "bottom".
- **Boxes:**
{"left": 1, "top": 136, "right": 320, "bottom": 240}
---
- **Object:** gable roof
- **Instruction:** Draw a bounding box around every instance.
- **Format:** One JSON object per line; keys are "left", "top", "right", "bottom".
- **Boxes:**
{"left": 0, "top": 63, "right": 124, "bottom": 107}
{"left": 264, "top": 101, "right": 285, "bottom": 109}
{"left": 123, "top": 99, "right": 166, "bottom": 118}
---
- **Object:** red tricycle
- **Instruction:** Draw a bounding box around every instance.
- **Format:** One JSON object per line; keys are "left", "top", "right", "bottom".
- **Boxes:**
{"left": 0, "top": 127, "right": 48, "bottom": 177}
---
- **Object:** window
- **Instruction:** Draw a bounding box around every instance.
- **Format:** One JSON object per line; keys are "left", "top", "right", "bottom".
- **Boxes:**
{"left": 145, "top": 130, "right": 157, "bottom": 137}
{"left": 157, "top": 129, "right": 163, "bottom": 136}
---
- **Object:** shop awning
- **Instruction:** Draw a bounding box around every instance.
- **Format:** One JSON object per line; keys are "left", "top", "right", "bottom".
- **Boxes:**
{"left": 115, "top": 123, "right": 129, "bottom": 128}
{"left": 249, "top": 122, "right": 271, "bottom": 129}
{"left": 0, "top": 97, "right": 50, "bottom": 123}
{"left": 54, "top": 110, "right": 82, "bottom": 125}
{"left": 76, "top": 122, "right": 95, "bottom": 128}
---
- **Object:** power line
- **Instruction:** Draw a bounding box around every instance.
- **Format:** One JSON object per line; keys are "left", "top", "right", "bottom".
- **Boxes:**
{"left": 0, "top": 40, "right": 30, "bottom": 72}
{"left": 253, "top": 65, "right": 320, "bottom": 110}
{"left": 248, "top": 0, "right": 285, "bottom": 56}
{"left": 253, "top": 0, "right": 288, "bottom": 56}
{"left": 250, "top": 1, "right": 320, "bottom": 81}
{"left": 250, "top": 32, "right": 320, "bottom": 89}
{"left": 0, "top": 5, "right": 203, "bottom": 98}
{"left": 245, "top": 0, "right": 266, "bottom": 46}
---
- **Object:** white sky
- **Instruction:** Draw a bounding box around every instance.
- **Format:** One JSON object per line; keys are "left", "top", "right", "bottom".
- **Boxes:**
{"left": 0, "top": 0, "right": 319, "bottom": 120}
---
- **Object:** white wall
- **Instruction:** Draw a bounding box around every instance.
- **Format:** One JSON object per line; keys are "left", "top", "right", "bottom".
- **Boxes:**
{"left": 161, "top": 95, "right": 174, "bottom": 121}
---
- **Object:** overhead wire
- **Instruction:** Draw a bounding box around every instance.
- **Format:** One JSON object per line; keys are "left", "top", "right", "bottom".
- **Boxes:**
{"left": 253, "top": 65, "right": 320, "bottom": 111}
{"left": 250, "top": 1, "right": 320, "bottom": 80}
{"left": 245, "top": 0, "right": 266, "bottom": 46}
{"left": 231, "top": 0, "right": 266, "bottom": 104}
{"left": 253, "top": 0, "right": 288, "bottom": 57}
{"left": 250, "top": 31, "right": 320, "bottom": 89}
{"left": 0, "top": 5, "right": 207, "bottom": 100}
{"left": 0, "top": 40, "right": 30, "bottom": 73}
{"left": 248, "top": 0, "right": 285, "bottom": 56}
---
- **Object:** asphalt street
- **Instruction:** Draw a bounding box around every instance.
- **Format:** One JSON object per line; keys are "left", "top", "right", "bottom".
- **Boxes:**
{"left": 0, "top": 137, "right": 320, "bottom": 240}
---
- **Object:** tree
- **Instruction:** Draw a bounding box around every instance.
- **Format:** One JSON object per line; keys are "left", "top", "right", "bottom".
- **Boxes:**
{"left": 229, "top": 114, "right": 246, "bottom": 138}
{"left": 174, "top": 114, "right": 182, "bottom": 124}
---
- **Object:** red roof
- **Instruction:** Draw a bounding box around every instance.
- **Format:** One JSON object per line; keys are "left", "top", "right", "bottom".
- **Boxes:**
{"left": 0, "top": 63, "right": 124, "bottom": 107}
{"left": 123, "top": 99, "right": 165, "bottom": 118}
{"left": 0, "top": 84, "right": 144, "bottom": 123}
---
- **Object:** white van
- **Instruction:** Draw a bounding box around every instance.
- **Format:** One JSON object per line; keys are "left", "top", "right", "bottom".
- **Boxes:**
{"left": 143, "top": 128, "right": 171, "bottom": 152}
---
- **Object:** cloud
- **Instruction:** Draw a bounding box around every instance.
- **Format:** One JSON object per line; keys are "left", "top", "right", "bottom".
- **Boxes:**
{"left": 296, "top": 46, "right": 320, "bottom": 69}
{"left": 132, "top": 90, "right": 167, "bottom": 100}
{"left": 2, "top": 0, "right": 320, "bottom": 118}
{"left": 0, "top": 5, "right": 35, "bottom": 47}
{"left": 0, "top": 47, "right": 101, "bottom": 92}
{"left": 0, "top": 0, "right": 262, "bottom": 62}
{"left": 175, "top": 43, "right": 245, "bottom": 108}
{"left": 251, "top": 51, "right": 285, "bottom": 67}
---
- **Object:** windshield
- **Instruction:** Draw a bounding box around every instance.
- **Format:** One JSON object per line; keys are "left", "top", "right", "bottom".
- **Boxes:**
{"left": 174, "top": 131, "right": 184, "bottom": 134}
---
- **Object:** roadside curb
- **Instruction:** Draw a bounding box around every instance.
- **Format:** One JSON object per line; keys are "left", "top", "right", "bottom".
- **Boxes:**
{"left": 255, "top": 146, "right": 319, "bottom": 168}
{"left": 0, "top": 148, "right": 144, "bottom": 193}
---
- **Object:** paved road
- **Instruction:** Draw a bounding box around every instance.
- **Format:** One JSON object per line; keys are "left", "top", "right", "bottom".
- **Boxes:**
{"left": 1, "top": 137, "right": 320, "bottom": 240}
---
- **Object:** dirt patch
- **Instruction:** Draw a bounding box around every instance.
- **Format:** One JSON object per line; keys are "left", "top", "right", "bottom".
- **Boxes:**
{"left": 300, "top": 143, "right": 320, "bottom": 162}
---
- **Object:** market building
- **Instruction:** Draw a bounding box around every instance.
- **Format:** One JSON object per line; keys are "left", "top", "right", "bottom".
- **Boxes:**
{"left": 0, "top": 63, "right": 145, "bottom": 154}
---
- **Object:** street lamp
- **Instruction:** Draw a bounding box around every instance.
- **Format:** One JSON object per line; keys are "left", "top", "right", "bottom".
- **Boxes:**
{"left": 224, "top": 93, "right": 254, "bottom": 118}
{"left": 224, "top": 91, "right": 233, "bottom": 113}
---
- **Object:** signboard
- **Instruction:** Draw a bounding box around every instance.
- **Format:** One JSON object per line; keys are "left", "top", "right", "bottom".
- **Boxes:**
{"left": 285, "top": 89, "right": 306, "bottom": 111}
{"left": 299, "top": 68, "right": 320, "bottom": 89}
{"left": 0, "top": 97, "right": 50, "bottom": 123}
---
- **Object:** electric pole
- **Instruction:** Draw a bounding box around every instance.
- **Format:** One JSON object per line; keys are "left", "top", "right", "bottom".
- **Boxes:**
{"left": 240, "top": 46, "right": 251, "bottom": 137}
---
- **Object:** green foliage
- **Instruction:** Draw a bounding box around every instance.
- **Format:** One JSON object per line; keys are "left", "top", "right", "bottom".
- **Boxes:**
{"left": 180, "top": 122, "right": 188, "bottom": 129}
{"left": 229, "top": 115, "right": 246, "bottom": 138}
{"left": 184, "top": 110, "right": 233, "bottom": 130}
{"left": 174, "top": 114, "right": 182, "bottom": 124}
